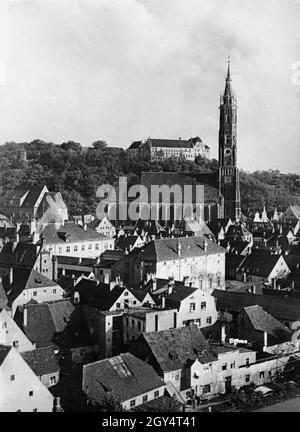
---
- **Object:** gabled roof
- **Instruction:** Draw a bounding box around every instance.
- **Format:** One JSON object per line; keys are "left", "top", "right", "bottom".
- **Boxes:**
{"left": 3, "top": 268, "right": 59, "bottom": 307}
{"left": 139, "top": 325, "right": 216, "bottom": 372}
{"left": 0, "top": 242, "right": 39, "bottom": 268}
{"left": 239, "top": 252, "right": 285, "bottom": 277}
{"left": 0, "top": 345, "right": 11, "bottom": 366}
{"left": 115, "top": 236, "right": 140, "bottom": 252}
{"left": 83, "top": 353, "right": 164, "bottom": 404}
{"left": 20, "top": 185, "right": 47, "bottom": 209}
{"left": 244, "top": 305, "right": 292, "bottom": 340}
{"left": 40, "top": 223, "right": 110, "bottom": 244}
{"left": 221, "top": 240, "right": 250, "bottom": 254}
{"left": 128, "top": 141, "right": 142, "bottom": 150}
{"left": 213, "top": 289, "right": 300, "bottom": 321}
{"left": 21, "top": 346, "right": 59, "bottom": 376}
{"left": 225, "top": 253, "right": 248, "bottom": 273}
{"left": 140, "top": 236, "right": 225, "bottom": 262}
{"left": 165, "top": 286, "right": 199, "bottom": 308}
{"left": 20, "top": 299, "right": 75, "bottom": 348}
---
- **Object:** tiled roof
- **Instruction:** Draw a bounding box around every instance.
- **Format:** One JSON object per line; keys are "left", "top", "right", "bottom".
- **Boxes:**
{"left": 239, "top": 252, "right": 284, "bottom": 277}
{"left": 3, "top": 268, "right": 59, "bottom": 307}
{"left": 149, "top": 138, "right": 194, "bottom": 149}
{"left": 57, "top": 256, "right": 97, "bottom": 267}
{"left": 140, "top": 325, "right": 216, "bottom": 372}
{"left": 20, "top": 299, "right": 75, "bottom": 348}
{"left": 244, "top": 305, "right": 292, "bottom": 340}
{"left": 115, "top": 236, "right": 140, "bottom": 252}
{"left": 284, "top": 254, "right": 300, "bottom": 272}
{"left": 83, "top": 353, "right": 164, "bottom": 404}
{"left": 166, "top": 286, "right": 198, "bottom": 306}
{"left": 225, "top": 253, "right": 247, "bottom": 272}
{"left": 139, "top": 235, "right": 225, "bottom": 263}
{"left": 0, "top": 281, "right": 8, "bottom": 309}
{"left": 74, "top": 278, "right": 137, "bottom": 310}
{"left": 21, "top": 346, "right": 59, "bottom": 376}
{"left": 221, "top": 240, "right": 250, "bottom": 254}
{"left": 40, "top": 223, "right": 109, "bottom": 244}
{"left": 20, "top": 185, "right": 47, "bottom": 209}
{"left": 213, "top": 289, "right": 300, "bottom": 321}
{"left": 0, "top": 345, "right": 11, "bottom": 366}
{"left": 128, "top": 141, "right": 142, "bottom": 150}
{"left": 0, "top": 242, "right": 39, "bottom": 268}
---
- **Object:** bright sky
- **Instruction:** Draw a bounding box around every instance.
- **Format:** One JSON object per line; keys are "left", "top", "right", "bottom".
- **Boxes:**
{"left": 0, "top": 0, "right": 299, "bottom": 173}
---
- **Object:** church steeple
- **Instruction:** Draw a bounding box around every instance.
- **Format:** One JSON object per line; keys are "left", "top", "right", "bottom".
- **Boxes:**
{"left": 218, "top": 59, "right": 241, "bottom": 221}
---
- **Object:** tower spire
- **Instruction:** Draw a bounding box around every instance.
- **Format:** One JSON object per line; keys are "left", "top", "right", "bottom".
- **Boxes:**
{"left": 226, "top": 56, "right": 231, "bottom": 81}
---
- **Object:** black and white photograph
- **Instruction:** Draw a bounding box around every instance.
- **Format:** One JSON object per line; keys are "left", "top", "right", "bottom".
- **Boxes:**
{"left": 0, "top": 0, "right": 300, "bottom": 418}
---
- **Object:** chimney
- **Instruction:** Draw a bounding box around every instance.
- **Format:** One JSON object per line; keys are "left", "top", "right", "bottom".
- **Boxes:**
{"left": 110, "top": 280, "right": 117, "bottom": 291}
{"left": 243, "top": 272, "right": 247, "bottom": 283}
{"left": 53, "top": 397, "right": 62, "bottom": 413}
{"left": 273, "top": 277, "right": 277, "bottom": 290}
{"left": 263, "top": 331, "right": 268, "bottom": 349}
{"left": 152, "top": 278, "right": 157, "bottom": 292}
{"left": 9, "top": 267, "right": 13, "bottom": 285}
{"left": 73, "top": 291, "right": 80, "bottom": 304}
{"left": 252, "top": 285, "right": 256, "bottom": 294}
{"left": 78, "top": 257, "right": 82, "bottom": 264}
{"left": 104, "top": 273, "right": 110, "bottom": 284}
{"left": 161, "top": 295, "right": 166, "bottom": 309}
{"left": 221, "top": 324, "right": 226, "bottom": 344}
{"left": 176, "top": 241, "right": 182, "bottom": 257}
{"left": 52, "top": 255, "right": 58, "bottom": 281}
{"left": 83, "top": 223, "right": 87, "bottom": 231}
{"left": 23, "top": 307, "right": 28, "bottom": 327}
{"left": 29, "top": 219, "right": 36, "bottom": 235}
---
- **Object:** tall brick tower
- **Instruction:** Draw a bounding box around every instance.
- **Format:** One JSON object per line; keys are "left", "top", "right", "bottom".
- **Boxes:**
{"left": 218, "top": 59, "right": 241, "bottom": 221}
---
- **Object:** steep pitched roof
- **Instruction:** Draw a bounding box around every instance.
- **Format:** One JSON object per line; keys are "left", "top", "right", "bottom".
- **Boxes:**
{"left": 244, "top": 305, "right": 292, "bottom": 340}
{"left": 83, "top": 353, "right": 164, "bottom": 404}
{"left": 115, "top": 236, "right": 140, "bottom": 252}
{"left": 213, "top": 289, "right": 300, "bottom": 321}
{"left": 140, "top": 325, "right": 216, "bottom": 372}
{"left": 0, "top": 242, "right": 39, "bottom": 268}
{"left": 128, "top": 141, "right": 142, "bottom": 150}
{"left": 21, "top": 346, "right": 59, "bottom": 376}
{"left": 165, "top": 286, "right": 198, "bottom": 308}
{"left": 40, "top": 223, "right": 109, "bottom": 244}
{"left": 239, "top": 252, "right": 284, "bottom": 277}
{"left": 148, "top": 236, "right": 225, "bottom": 262}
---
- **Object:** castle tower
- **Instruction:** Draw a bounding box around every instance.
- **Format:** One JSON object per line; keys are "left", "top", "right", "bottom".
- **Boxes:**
{"left": 218, "top": 59, "right": 241, "bottom": 221}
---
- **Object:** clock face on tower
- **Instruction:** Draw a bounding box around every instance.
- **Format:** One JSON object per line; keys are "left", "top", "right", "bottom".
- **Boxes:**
{"left": 224, "top": 148, "right": 231, "bottom": 157}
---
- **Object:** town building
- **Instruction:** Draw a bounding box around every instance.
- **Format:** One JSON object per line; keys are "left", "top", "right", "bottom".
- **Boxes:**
{"left": 21, "top": 346, "right": 60, "bottom": 388}
{"left": 127, "top": 137, "right": 210, "bottom": 162}
{"left": 111, "top": 235, "right": 226, "bottom": 290}
{"left": 82, "top": 353, "right": 166, "bottom": 410}
{"left": 0, "top": 308, "right": 35, "bottom": 352}
{"left": 0, "top": 345, "right": 54, "bottom": 412}
{"left": 88, "top": 216, "right": 116, "bottom": 238}
{"left": 38, "top": 222, "right": 114, "bottom": 259}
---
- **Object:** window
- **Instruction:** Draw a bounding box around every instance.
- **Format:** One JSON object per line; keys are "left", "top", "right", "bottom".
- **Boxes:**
{"left": 143, "top": 395, "right": 148, "bottom": 403}
{"left": 199, "top": 279, "right": 203, "bottom": 290}
{"left": 53, "top": 289, "right": 56, "bottom": 294}
{"left": 33, "top": 291, "right": 37, "bottom": 297}
{"left": 245, "top": 358, "right": 250, "bottom": 366}
{"left": 95, "top": 244, "right": 99, "bottom": 250}
{"left": 259, "top": 371, "right": 265, "bottom": 379}
{"left": 81, "top": 245, "right": 85, "bottom": 251}
{"left": 195, "top": 318, "right": 201, "bottom": 326}
{"left": 2, "top": 322, "right": 7, "bottom": 329}
{"left": 29, "top": 391, "right": 33, "bottom": 397}
{"left": 10, "top": 375, "right": 15, "bottom": 381}
{"left": 116, "top": 303, "right": 120, "bottom": 309}
{"left": 201, "top": 302, "right": 206, "bottom": 310}
{"left": 154, "top": 390, "right": 159, "bottom": 398}
{"left": 74, "top": 246, "right": 78, "bottom": 252}
{"left": 124, "top": 292, "right": 129, "bottom": 296}
{"left": 222, "top": 363, "right": 227, "bottom": 371}
{"left": 190, "top": 303, "right": 196, "bottom": 312}
{"left": 217, "top": 277, "right": 221, "bottom": 287}
{"left": 133, "top": 300, "right": 137, "bottom": 305}
{"left": 126, "top": 318, "right": 129, "bottom": 325}
{"left": 44, "top": 259, "right": 47, "bottom": 264}
{"left": 13, "top": 341, "right": 19, "bottom": 348}
{"left": 209, "top": 278, "right": 213, "bottom": 289}
{"left": 206, "top": 316, "right": 212, "bottom": 325}
{"left": 203, "top": 384, "right": 211, "bottom": 394}
{"left": 245, "top": 375, "right": 250, "bottom": 383}
{"left": 230, "top": 361, "right": 235, "bottom": 369}
{"left": 50, "top": 376, "right": 56, "bottom": 385}
{"left": 130, "top": 400, "right": 136, "bottom": 408}
{"left": 131, "top": 319, "right": 135, "bottom": 328}
{"left": 138, "top": 321, "right": 141, "bottom": 330}
{"left": 66, "top": 246, "right": 70, "bottom": 253}
{"left": 88, "top": 244, "right": 92, "bottom": 250}
{"left": 58, "top": 247, "right": 63, "bottom": 254}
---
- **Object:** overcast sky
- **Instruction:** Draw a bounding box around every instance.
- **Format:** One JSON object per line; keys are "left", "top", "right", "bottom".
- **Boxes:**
{"left": 0, "top": 0, "right": 299, "bottom": 173}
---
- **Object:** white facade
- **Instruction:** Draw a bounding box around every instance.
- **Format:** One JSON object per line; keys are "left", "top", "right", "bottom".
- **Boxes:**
{"left": 0, "top": 309, "right": 35, "bottom": 353}
{"left": 45, "top": 238, "right": 114, "bottom": 259}
{"left": 155, "top": 253, "right": 225, "bottom": 292}
{"left": 0, "top": 347, "right": 54, "bottom": 412}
